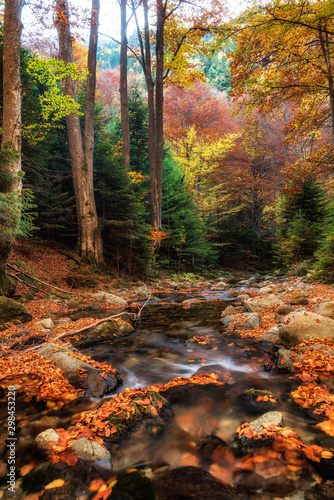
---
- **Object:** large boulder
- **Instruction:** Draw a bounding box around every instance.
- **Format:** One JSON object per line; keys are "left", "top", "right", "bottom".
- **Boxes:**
{"left": 37, "top": 343, "right": 121, "bottom": 397}
{"left": 71, "top": 319, "right": 134, "bottom": 347}
{"left": 244, "top": 295, "right": 284, "bottom": 312}
{"left": 0, "top": 296, "right": 32, "bottom": 324}
{"left": 221, "top": 312, "right": 262, "bottom": 330}
{"left": 279, "top": 311, "right": 334, "bottom": 348}
{"left": 315, "top": 302, "right": 334, "bottom": 318}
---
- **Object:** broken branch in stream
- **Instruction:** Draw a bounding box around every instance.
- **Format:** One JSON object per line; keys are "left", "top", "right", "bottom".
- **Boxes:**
{"left": 22, "top": 293, "right": 152, "bottom": 352}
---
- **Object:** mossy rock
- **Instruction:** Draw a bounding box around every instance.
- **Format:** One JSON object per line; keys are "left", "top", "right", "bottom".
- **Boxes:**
{"left": 21, "top": 464, "right": 65, "bottom": 494}
{"left": 108, "top": 391, "right": 168, "bottom": 440}
{"left": 71, "top": 319, "right": 134, "bottom": 347}
{"left": 110, "top": 471, "right": 155, "bottom": 500}
{"left": 0, "top": 296, "right": 32, "bottom": 324}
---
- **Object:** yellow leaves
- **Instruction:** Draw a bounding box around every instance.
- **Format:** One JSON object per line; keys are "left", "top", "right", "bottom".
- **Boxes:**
{"left": 45, "top": 479, "right": 65, "bottom": 489}
{"left": 128, "top": 171, "right": 148, "bottom": 184}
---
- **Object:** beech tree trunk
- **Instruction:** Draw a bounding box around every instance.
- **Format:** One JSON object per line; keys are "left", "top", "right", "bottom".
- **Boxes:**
{"left": 120, "top": 0, "right": 130, "bottom": 168}
{"left": 0, "top": 0, "right": 25, "bottom": 296}
{"left": 55, "top": 0, "right": 104, "bottom": 265}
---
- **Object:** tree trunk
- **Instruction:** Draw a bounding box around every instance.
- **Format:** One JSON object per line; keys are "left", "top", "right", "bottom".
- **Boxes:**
{"left": 143, "top": 0, "right": 158, "bottom": 231}
{"left": 55, "top": 0, "right": 104, "bottom": 265}
{"left": 120, "top": 0, "right": 130, "bottom": 168}
{"left": 154, "top": 0, "right": 165, "bottom": 230}
{"left": 0, "top": 0, "right": 25, "bottom": 296}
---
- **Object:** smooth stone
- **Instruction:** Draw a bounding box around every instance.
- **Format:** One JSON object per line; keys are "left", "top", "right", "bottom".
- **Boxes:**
{"left": 33, "top": 318, "right": 54, "bottom": 330}
{"left": 244, "top": 295, "right": 284, "bottom": 312}
{"left": 221, "top": 312, "right": 262, "bottom": 330}
{"left": 35, "top": 429, "right": 60, "bottom": 452}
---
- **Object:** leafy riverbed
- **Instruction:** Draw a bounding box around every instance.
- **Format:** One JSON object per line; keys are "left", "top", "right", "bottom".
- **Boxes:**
{"left": 1, "top": 284, "right": 334, "bottom": 499}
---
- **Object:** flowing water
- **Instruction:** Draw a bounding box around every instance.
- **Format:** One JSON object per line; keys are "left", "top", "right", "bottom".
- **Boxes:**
{"left": 1, "top": 288, "right": 333, "bottom": 498}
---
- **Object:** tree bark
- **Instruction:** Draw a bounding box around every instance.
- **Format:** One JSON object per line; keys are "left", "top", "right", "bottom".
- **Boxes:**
{"left": 0, "top": 0, "right": 25, "bottom": 296}
{"left": 55, "top": 0, "right": 105, "bottom": 265}
{"left": 120, "top": 0, "right": 130, "bottom": 168}
{"left": 143, "top": 0, "right": 158, "bottom": 231}
{"left": 155, "top": 0, "right": 165, "bottom": 230}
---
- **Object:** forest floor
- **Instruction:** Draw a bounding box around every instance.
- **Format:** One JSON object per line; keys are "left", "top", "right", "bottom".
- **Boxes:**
{"left": 1, "top": 239, "right": 334, "bottom": 498}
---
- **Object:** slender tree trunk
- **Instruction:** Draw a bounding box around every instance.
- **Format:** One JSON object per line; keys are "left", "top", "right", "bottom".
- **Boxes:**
{"left": 155, "top": 0, "right": 165, "bottom": 230}
{"left": 55, "top": 0, "right": 104, "bottom": 265}
{"left": 120, "top": 0, "right": 130, "bottom": 168}
{"left": 143, "top": 0, "right": 158, "bottom": 230}
{"left": 0, "top": 0, "right": 25, "bottom": 296}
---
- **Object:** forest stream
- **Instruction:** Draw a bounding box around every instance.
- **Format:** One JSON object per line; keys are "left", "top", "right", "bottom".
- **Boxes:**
{"left": 2, "top": 285, "right": 334, "bottom": 499}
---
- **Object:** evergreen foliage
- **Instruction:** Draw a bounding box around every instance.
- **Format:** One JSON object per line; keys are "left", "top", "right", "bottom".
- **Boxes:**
{"left": 159, "top": 154, "right": 217, "bottom": 271}
{"left": 274, "top": 178, "right": 327, "bottom": 267}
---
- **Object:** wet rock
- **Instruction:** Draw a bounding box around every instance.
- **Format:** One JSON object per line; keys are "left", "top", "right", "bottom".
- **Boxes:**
{"left": 275, "top": 304, "right": 294, "bottom": 316}
{"left": 221, "top": 312, "right": 262, "bottom": 330}
{"left": 233, "top": 411, "right": 284, "bottom": 450}
{"left": 107, "top": 390, "right": 168, "bottom": 440}
{"left": 69, "top": 438, "right": 112, "bottom": 470}
{"left": 308, "top": 456, "right": 334, "bottom": 481}
{"left": 153, "top": 466, "right": 239, "bottom": 500}
{"left": 35, "top": 429, "right": 60, "bottom": 453}
{"left": 93, "top": 291, "right": 128, "bottom": 306}
{"left": 194, "top": 364, "right": 235, "bottom": 384}
{"left": 37, "top": 343, "right": 120, "bottom": 397}
{"left": 315, "top": 301, "right": 334, "bottom": 318}
{"left": 305, "top": 480, "right": 334, "bottom": 500}
{"left": 274, "top": 348, "right": 302, "bottom": 372}
{"left": 220, "top": 305, "right": 238, "bottom": 318}
{"left": 71, "top": 319, "right": 134, "bottom": 347}
{"left": 0, "top": 296, "right": 32, "bottom": 324}
{"left": 110, "top": 471, "right": 155, "bottom": 500}
{"left": 33, "top": 318, "right": 54, "bottom": 330}
{"left": 244, "top": 295, "right": 284, "bottom": 312}
{"left": 263, "top": 473, "right": 296, "bottom": 495}
{"left": 279, "top": 311, "right": 334, "bottom": 348}
{"left": 237, "top": 389, "right": 279, "bottom": 416}
{"left": 260, "top": 326, "right": 279, "bottom": 343}
{"left": 196, "top": 435, "right": 229, "bottom": 465}
{"left": 233, "top": 470, "right": 263, "bottom": 493}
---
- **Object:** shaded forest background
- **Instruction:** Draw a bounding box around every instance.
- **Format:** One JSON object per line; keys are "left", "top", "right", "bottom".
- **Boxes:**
{"left": 2, "top": 0, "right": 334, "bottom": 281}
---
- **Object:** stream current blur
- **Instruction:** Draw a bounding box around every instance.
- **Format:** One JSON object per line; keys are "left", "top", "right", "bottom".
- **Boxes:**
{"left": 78, "top": 288, "right": 332, "bottom": 495}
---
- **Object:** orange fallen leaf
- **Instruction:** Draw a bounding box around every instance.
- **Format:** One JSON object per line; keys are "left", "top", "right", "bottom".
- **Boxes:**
{"left": 20, "top": 463, "right": 37, "bottom": 476}
{"left": 316, "top": 420, "right": 334, "bottom": 437}
{"left": 150, "top": 406, "right": 159, "bottom": 416}
{"left": 89, "top": 479, "right": 105, "bottom": 492}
